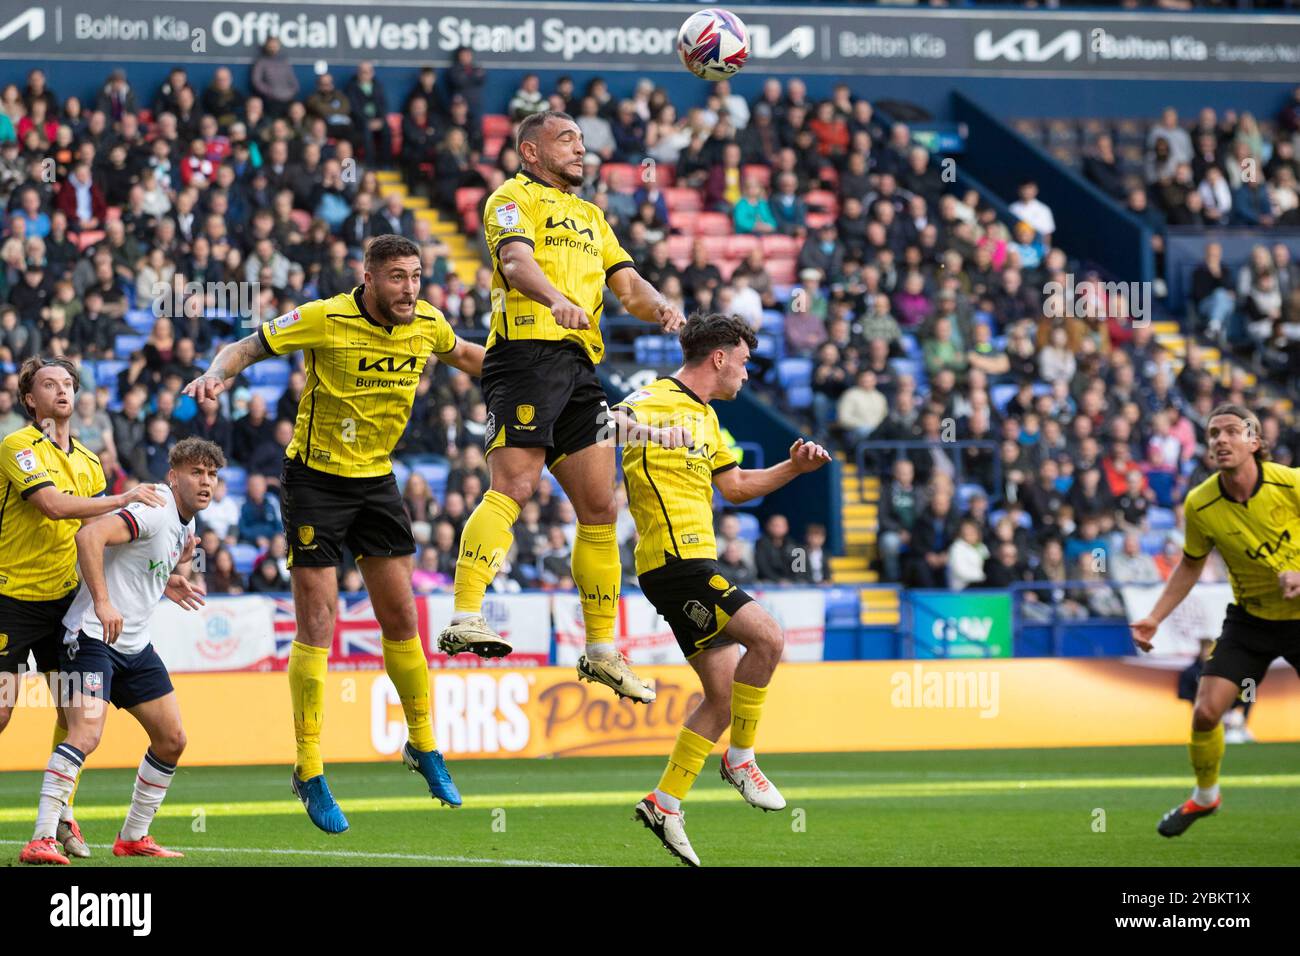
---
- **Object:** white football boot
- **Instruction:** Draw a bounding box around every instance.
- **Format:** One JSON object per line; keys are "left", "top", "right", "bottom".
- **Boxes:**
{"left": 720, "top": 753, "right": 787, "bottom": 811}
{"left": 634, "top": 794, "right": 700, "bottom": 867}
{"left": 577, "top": 651, "right": 656, "bottom": 703}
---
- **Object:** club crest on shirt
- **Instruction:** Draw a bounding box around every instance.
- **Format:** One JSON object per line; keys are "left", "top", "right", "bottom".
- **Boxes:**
{"left": 495, "top": 202, "right": 520, "bottom": 228}
{"left": 14, "top": 449, "right": 35, "bottom": 473}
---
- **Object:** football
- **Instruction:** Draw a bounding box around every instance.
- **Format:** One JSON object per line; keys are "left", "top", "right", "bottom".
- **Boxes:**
{"left": 676, "top": 8, "right": 750, "bottom": 82}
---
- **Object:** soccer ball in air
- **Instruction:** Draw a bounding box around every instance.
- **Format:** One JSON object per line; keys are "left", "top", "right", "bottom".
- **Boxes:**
{"left": 676, "top": 8, "right": 750, "bottom": 82}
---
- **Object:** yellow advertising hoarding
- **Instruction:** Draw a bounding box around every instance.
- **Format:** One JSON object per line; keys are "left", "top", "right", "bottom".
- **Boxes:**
{"left": 2, "top": 660, "right": 1298, "bottom": 771}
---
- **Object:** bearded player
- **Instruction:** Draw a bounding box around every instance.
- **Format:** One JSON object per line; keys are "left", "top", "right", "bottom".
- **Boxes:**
{"left": 1131, "top": 404, "right": 1300, "bottom": 837}
{"left": 1, "top": 357, "right": 171, "bottom": 859}
{"left": 437, "top": 111, "right": 684, "bottom": 704}
{"left": 610, "top": 314, "right": 830, "bottom": 866}
{"left": 184, "top": 235, "right": 485, "bottom": 833}
{"left": 20, "top": 438, "right": 222, "bottom": 864}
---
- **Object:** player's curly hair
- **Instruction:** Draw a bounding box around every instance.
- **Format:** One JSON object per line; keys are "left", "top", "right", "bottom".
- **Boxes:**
{"left": 363, "top": 234, "right": 420, "bottom": 271}
{"left": 169, "top": 437, "right": 227, "bottom": 473}
{"left": 17, "top": 356, "right": 79, "bottom": 419}
{"left": 679, "top": 313, "right": 759, "bottom": 365}
{"left": 1209, "top": 403, "right": 1270, "bottom": 463}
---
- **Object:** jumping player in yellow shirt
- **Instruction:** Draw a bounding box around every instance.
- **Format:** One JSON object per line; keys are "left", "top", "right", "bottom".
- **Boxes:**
{"left": 184, "top": 235, "right": 485, "bottom": 833}
{"left": 1131, "top": 404, "right": 1300, "bottom": 837}
{"left": 610, "top": 313, "right": 830, "bottom": 865}
{"left": 438, "top": 110, "right": 685, "bottom": 705}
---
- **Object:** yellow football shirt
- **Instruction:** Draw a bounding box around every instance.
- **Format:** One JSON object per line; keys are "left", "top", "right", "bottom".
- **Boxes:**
{"left": 1183, "top": 460, "right": 1300, "bottom": 620}
{"left": 482, "top": 170, "right": 635, "bottom": 365}
{"left": 257, "top": 286, "right": 456, "bottom": 478}
{"left": 0, "top": 425, "right": 106, "bottom": 600}
{"left": 614, "top": 377, "right": 738, "bottom": 575}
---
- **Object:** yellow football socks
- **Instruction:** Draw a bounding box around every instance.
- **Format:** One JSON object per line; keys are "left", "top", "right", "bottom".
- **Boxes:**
{"left": 382, "top": 635, "right": 436, "bottom": 752}
{"left": 453, "top": 490, "right": 520, "bottom": 614}
{"left": 1190, "top": 724, "right": 1225, "bottom": 791}
{"left": 572, "top": 523, "right": 620, "bottom": 649}
{"left": 288, "top": 641, "right": 329, "bottom": 780}
{"left": 656, "top": 727, "right": 715, "bottom": 802}
{"left": 730, "top": 680, "right": 768, "bottom": 751}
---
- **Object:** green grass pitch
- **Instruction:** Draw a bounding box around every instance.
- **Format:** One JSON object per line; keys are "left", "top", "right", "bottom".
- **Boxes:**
{"left": 2, "top": 745, "right": 1298, "bottom": 866}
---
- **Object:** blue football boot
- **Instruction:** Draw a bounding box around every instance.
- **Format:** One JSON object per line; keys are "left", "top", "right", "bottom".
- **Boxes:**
{"left": 402, "top": 742, "right": 463, "bottom": 808}
{"left": 291, "top": 771, "right": 350, "bottom": 834}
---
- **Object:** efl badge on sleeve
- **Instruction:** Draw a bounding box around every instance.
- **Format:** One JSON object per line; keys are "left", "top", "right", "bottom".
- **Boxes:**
{"left": 495, "top": 202, "right": 520, "bottom": 228}
{"left": 14, "top": 449, "right": 35, "bottom": 473}
{"left": 274, "top": 309, "right": 302, "bottom": 330}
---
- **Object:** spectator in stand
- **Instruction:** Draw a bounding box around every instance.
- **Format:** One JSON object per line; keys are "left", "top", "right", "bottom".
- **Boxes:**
{"left": 769, "top": 172, "right": 809, "bottom": 237}
{"left": 446, "top": 46, "right": 487, "bottom": 123}
{"left": 201, "top": 477, "right": 241, "bottom": 544}
{"left": 837, "top": 369, "right": 888, "bottom": 448}
{"left": 55, "top": 162, "right": 106, "bottom": 233}
{"left": 1008, "top": 180, "right": 1055, "bottom": 245}
{"left": 755, "top": 514, "right": 800, "bottom": 583}
{"left": 237, "top": 473, "right": 279, "bottom": 549}
{"left": 718, "top": 539, "right": 757, "bottom": 586}
{"left": 537, "top": 525, "right": 574, "bottom": 588}
{"left": 906, "top": 487, "right": 959, "bottom": 588}
{"left": 373, "top": 191, "right": 416, "bottom": 240}
{"left": 246, "top": 418, "right": 293, "bottom": 484}
{"left": 877, "top": 458, "right": 919, "bottom": 582}
{"left": 732, "top": 178, "right": 777, "bottom": 235}
{"left": 248, "top": 553, "right": 290, "bottom": 593}
{"left": 509, "top": 74, "right": 547, "bottom": 122}
{"left": 796, "top": 523, "right": 829, "bottom": 584}
{"left": 948, "top": 518, "right": 989, "bottom": 591}
{"left": 1116, "top": 467, "right": 1155, "bottom": 530}
{"left": 1111, "top": 530, "right": 1162, "bottom": 584}
{"left": 797, "top": 222, "right": 845, "bottom": 279}
{"left": 1082, "top": 135, "right": 1127, "bottom": 200}
{"left": 129, "top": 415, "right": 176, "bottom": 482}
{"left": 205, "top": 548, "right": 244, "bottom": 595}
{"left": 231, "top": 393, "right": 276, "bottom": 467}
{"left": 250, "top": 38, "right": 299, "bottom": 118}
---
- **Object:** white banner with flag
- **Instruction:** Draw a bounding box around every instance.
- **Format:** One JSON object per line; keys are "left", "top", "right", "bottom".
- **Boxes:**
{"left": 152, "top": 595, "right": 278, "bottom": 672}
{"left": 554, "top": 587, "right": 827, "bottom": 665}
{"left": 1121, "top": 583, "right": 1235, "bottom": 659}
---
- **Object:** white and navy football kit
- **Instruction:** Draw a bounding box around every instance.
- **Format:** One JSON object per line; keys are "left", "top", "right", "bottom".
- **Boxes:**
{"left": 60, "top": 485, "right": 194, "bottom": 709}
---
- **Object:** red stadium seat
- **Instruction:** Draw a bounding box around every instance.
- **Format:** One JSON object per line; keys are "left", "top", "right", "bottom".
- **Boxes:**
{"left": 671, "top": 257, "right": 691, "bottom": 272}
{"left": 760, "top": 234, "right": 801, "bottom": 258}
{"left": 601, "top": 163, "right": 638, "bottom": 193}
{"left": 105, "top": 206, "right": 121, "bottom": 223}
{"left": 725, "top": 234, "right": 760, "bottom": 259}
{"left": 484, "top": 136, "right": 506, "bottom": 161}
{"left": 648, "top": 163, "right": 675, "bottom": 188}
{"left": 483, "top": 114, "right": 513, "bottom": 139}
{"left": 665, "top": 187, "right": 702, "bottom": 212}
{"left": 666, "top": 235, "right": 694, "bottom": 260}
{"left": 700, "top": 235, "right": 729, "bottom": 260}
{"left": 766, "top": 258, "right": 797, "bottom": 284}
{"left": 670, "top": 210, "right": 698, "bottom": 235}
{"left": 75, "top": 230, "right": 105, "bottom": 252}
{"left": 463, "top": 209, "right": 481, "bottom": 234}
{"left": 718, "top": 257, "right": 741, "bottom": 281}
{"left": 475, "top": 163, "right": 497, "bottom": 183}
{"left": 805, "top": 190, "right": 840, "bottom": 216}
{"left": 387, "top": 113, "right": 403, "bottom": 159}
{"left": 806, "top": 212, "right": 836, "bottom": 230}
{"left": 456, "top": 187, "right": 486, "bottom": 214}
{"left": 741, "top": 164, "right": 771, "bottom": 189}
{"left": 694, "top": 212, "right": 731, "bottom": 236}
{"left": 290, "top": 210, "right": 312, "bottom": 234}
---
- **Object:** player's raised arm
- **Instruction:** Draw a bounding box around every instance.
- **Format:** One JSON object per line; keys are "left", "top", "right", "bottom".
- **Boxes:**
{"left": 183, "top": 330, "right": 271, "bottom": 402}
{"left": 608, "top": 266, "right": 686, "bottom": 333}
{"left": 498, "top": 241, "right": 592, "bottom": 330}
{"left": 713, "top": 438, "right": 831, "bottom": 505}
{"left": 606, "top": 405, "right": 694, "bottom": 449}
{"left": 73, "top": 508, "right": 137, "bottom": 644}
{"left": 25, "top": 479, "right": 165, "bottom": 522}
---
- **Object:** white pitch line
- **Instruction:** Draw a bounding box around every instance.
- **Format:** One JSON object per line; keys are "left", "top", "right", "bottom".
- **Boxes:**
{"left": 0, "top": 839, "right": 587, "bottom": 867}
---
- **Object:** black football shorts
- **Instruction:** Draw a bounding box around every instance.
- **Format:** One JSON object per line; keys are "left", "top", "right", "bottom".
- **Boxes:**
{"left": 481, "top": 340, "right": 610, "bottom": 469}
{"left": 280, "top": 456, "right": 416, "bottom": 568}
{"left": 0, "top": 590, "right": 76, "bottom": 674}
{"left": 1201, "top": 603, "right": 1300, "bottom": 695}
{"left": 638, "top": 558, "right": 755, "bottom": 660}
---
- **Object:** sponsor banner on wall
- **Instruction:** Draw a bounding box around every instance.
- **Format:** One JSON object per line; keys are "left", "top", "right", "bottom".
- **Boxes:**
{"left": 910, "top": 591, "right": 1013, "bottom": 659}
{"left": 1, "top": 3, "right": 1298, "bottom": 80}
{"left": 553, "top": 588, "right": 825, "bottom": 666}
{"left": 4, "top": 658, "right": 1298, "bottom": 770}
{"left": 1120, "top": 582, "right": 1234, "bottom": 660}
{"left": 152, "top": 595, "right": 277, "bottom": 672}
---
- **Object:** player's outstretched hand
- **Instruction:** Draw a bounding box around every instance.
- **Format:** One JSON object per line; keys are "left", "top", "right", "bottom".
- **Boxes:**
{"left": 165, "top": 573, "right": 207, "bottom": 611}
{"left": 655, "top": 301, "right": 686, "bottom": 334}
{"left": 550, "top": 298, "right": 591, "bottom": 330}
{"left": 789, "top": 438, "right": 832, "bottom": 474}
{"left": 1279, "top": 570, "right": 1300, "bottom": 599}
{"left": 124, "top": 483, "right": 168, "bottom": 509}
{"left": 96, "top": 599, "right": 124, "bottom": 645}
{"left": 1130, "top": 616, "right": 1158, "bottom": 653}
{"left": 652, "top": 424, "right": 694, "bottom": 449}
{"left": 183, "top": 372, "right": 234, "bottom": 403}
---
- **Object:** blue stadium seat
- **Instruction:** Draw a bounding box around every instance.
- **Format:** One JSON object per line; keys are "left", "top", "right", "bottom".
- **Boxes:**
{"left": 735, "top": 512, "right": 760, "bottom": 542}
{"left": 776, "top": 357, "right": 813, "bottom": 390}
{"left": 410, "top": 461, "right": 450, "bottom": 497}
{"left": 392, "top": 459, "right": 411, "bottom": 493}
{"left": 888, "top": 357, "right": 922, "bottom": 381}
{"left": 753, "top": 334, "right": 779, "bottom": 361}
{"left": 1032, "top": 382, "right": 1052, "bottom": 398}
{"left": 114, "top": 334, "right": 146, "bottom": 355}
{"left": 230, "top": 543, "right": 259, "bottom": 575}
{"left": 94, "top": 359, "right": 129, "bottom": 383}
{"left": 1140, "top": 531, "right": 1167, "bottom": 555}
{"left": 249, "top": 385, "right": 284, "bottom": 410}
{"left": 786, "top": 384, "right": 813, "bottom": 410}
{"left": 125, "top": 309, "right": 156, "bottom": 333}
{"left": 221, "top": 466, "right": 248, "bottom": 497}
{"left": 1147, "top": 507, "right": 1175, "bottom": 530}
{"left": 634, "top": 335, "right": 684, "bottom": 367}
{"left": 899, "top": 334, "right": 921, "bottom": 359}
{"left": 760, "top": 311, "right": 785, "bottom": 335}
{"left": 1146, "top": 470, "right": 1176, "bottom": 508}
{"left": 991, "top": 384, "right": 1019, "bottom": 415}
{"left": 957, "top": 482, "right": 987, "bottom": 512}
{"left": 244, "top": 359, "right": 292, "bottom": 388}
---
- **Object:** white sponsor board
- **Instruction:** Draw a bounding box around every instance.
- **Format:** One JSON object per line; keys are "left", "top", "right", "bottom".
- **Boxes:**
{"left": 554, "top": 589, "right": 826, "bottom": 665}
{"left": 1120, "top": 583, "right": 1234, "bottom": 660}
{"left": 152, "top": 595, "right": 277, "bottom": 672}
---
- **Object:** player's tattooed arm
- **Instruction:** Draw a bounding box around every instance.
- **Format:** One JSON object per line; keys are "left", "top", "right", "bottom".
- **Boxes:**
{"left": 608, "top": 268, "right": 686, "bottom": 333}
{"left": 182, "top": 332, "right": 270, "bottom": 402}
{"left": 499, "top": 241, "right": 592, "bottom": 330}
